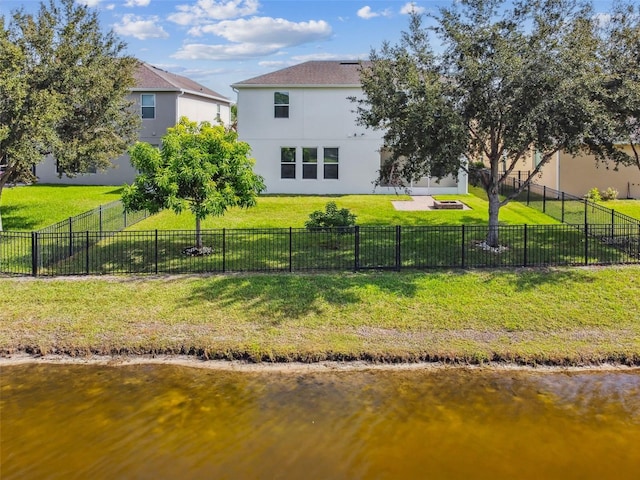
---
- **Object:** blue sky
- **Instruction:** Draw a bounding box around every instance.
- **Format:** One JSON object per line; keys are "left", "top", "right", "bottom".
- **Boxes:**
{"left": 2, "top": 0, "right": 616, "bottom": 100}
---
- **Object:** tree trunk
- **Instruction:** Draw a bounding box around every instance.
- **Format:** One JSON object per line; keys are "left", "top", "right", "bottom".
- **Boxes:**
{"left": 195, "top": 216, "right": 202, "bottom": 249}
{"left": 486, "top": 188, "right": 500, "bottom": 248}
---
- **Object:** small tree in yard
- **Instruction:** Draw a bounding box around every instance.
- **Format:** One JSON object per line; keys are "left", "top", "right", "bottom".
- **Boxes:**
{"left": 305, "top": 202, "right": 357, "bottom": 232}
{"left": 122, "top": 118, "right": 265, "bottom": 253}
{"left": 354, "top": 0, "right": 610, "bottom": 247}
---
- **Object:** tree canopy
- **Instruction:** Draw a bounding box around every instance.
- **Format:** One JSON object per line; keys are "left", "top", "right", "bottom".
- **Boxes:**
{"left": 589, "top": 1, "right": 640, "bottom": 171}
{"left": 122, "top": 118, "right": 265, "bottom": 251}
{"left": 0, "top": 0, "right": 139, "bottom": 229}
{"left": 354, "top": 0, "right": 611, "bottom": 246}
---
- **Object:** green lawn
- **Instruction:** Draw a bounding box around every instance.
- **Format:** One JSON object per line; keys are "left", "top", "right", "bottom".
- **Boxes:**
{"left": 1, "top": 267, "right": 639, "bottom": 364}
{"left": 601, "top": 199, "right": 640, "bottom": 220}
{"left": 1, "top": 185, "right": 124, "bottom": 231}
{"left": 132, "top": 191, "right": 560, "bottom": 231}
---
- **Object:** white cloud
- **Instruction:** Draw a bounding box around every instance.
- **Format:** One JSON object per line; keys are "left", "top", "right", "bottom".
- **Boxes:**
{"left": 106, "top": 4, "right": 116, "bottom": 10}
{"left": 400, "top": 2, "right": 426, "bottom": 15}
{"left": 76, "top": 0, "right": 102, "bottom": 7}
{"left": 173, "top": 42, "right": 284, "bottom": 60}
{"left": 357, "top": 6, "right": 378, "bottom": 19}
{"left": 191, "top": 17, "right": 331, "bottom": 45}
{"left": 357, "top": 6, "right": 391, "bottom": 20}
{"left": 169, "top": 0, "right": 260, "bottom": 25}
{"left": 125, "top": 0, "right": 151, "bottom": 7}
{"left": 113, "top": 15, "right": 169, "bottom": 40}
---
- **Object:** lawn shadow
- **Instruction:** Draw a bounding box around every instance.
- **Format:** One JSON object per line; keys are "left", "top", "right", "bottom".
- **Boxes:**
{"left": 503, "top": 268, "right": 598, "bottom": 291}
{"left": 186, "top": 273, "right": 422, "bottom": 324}
{"left": 0, "top": 205, "right": 39, "bottom": 231}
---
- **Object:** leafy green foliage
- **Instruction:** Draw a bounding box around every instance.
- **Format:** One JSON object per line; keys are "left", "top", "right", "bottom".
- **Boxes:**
{"left": 0, "top": 0, "right": 139, "bottom": 230}
{"left": 305, "top": 202, "right": 357, "bottom": 232}
{"left": 354, "top": 0, "right": 611, "bottom": 246}
{"left": 601, "top": 187, "right": 619, "bottom": 201}
{"left": 588, "top": 1, "right": 640, "bottom": 171}
{"left": 585, "top": 187, "right": 602, "bottom": 202}
{"left": 122, "top": 118, "right": 265, "bottom": 248}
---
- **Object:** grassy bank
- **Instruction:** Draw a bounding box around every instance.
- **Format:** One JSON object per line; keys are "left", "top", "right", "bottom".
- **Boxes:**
{"left": 2, "top": 266, "right": 639, "bottom": 365}
{"left": 1, "top": 185, "right": 124, "bottom": 231}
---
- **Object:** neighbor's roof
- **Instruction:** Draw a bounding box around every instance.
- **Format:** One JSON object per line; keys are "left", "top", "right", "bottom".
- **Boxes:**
{"left": 132, "top": 62, "right": 230, "bottom": 103}
{"left": 232, "top": 60, "right": 370, "bottom": 88}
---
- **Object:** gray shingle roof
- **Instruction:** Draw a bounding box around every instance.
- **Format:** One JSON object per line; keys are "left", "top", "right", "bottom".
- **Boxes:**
{"left": 233, "top": 60, "right": 370, "bottom": 87}
{"left": 133, "top": 62, "right": 230, "bottom": 103}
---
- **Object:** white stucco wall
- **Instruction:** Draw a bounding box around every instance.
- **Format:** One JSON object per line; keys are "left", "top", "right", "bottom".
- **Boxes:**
{"left": 236, "top": 86, "right": 467, "bottom": 195}
{"left": 35, "top": 154, "right": 138, "bottom": 186}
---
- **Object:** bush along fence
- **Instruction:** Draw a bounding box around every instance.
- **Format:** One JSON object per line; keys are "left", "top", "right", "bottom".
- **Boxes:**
{"left": 1, "top": 223, "right": 638, "bottom": 276}
{"left": 0, "top": 200, "right": 149, "bottom": 274}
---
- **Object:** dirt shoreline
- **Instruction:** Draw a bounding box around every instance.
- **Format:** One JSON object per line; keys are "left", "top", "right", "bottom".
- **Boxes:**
{"left": 2, "top": 353, "right": 639, "bottom": 373}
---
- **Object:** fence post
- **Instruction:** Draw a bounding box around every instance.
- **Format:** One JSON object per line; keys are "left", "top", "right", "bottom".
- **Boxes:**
{"left": 68, "top": 217, "right": 73, "bottom": 257}
{"left": 99, "top": 205, "right": 103, "bottom": 233}
{"left": 354, "top": 225, "right": 360, "bottom": 272}
{"left": 584, "top": 220, "right": 589, "bottom": 266}
{"left": 155, "top": 229, "right": 159, "bottom": 275}
{"left": 523, "top": 224, "right": 528, "bottom": 267}
{"left": 561, "top": 192, "right": 565, "bottom": 223}
{"left": 611, "top": 210, "right": 615, "bottom": 240}
{"left": 527, "top": 182, "right": 531, "bottom": 206}
{"left": 85, "top": 231, "right": 90, "bottom": 275}
{"left": 395, "top": 225, "right": 401, "bottom": 271}
{"left": 289, "top": 227, "right": 292, "bottom": 273}
{"left": 222, "top": 228, "right": 226, "bottom": 273}
{"left": 543, "top": 186, "right": 546, "bottom": 213}
{"left": 461, "top": 225, "right": 465, "bottom": 268}
{"left": 124, "top": 209, "right": 127, "bottom": 228}
{"left": 31, "top": 231, "right": 38, "bottom": 276}
{"left": 584, "top": 198, "right": 588, "bottom": 226}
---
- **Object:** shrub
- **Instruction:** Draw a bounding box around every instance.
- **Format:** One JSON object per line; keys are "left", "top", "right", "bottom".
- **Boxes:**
{"left": 305, "top": 201, "right": 357, "bottom": 232}
{"left": 584, "top": 187, "right": 601, "bottom": 202}
{"left": 601, "top": 187, "right": 619, "bottom": 201}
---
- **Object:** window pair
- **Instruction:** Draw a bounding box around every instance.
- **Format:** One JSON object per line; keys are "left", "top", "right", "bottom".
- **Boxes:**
{"left": 281, "top": 147, "right": 339, "bottom": 180}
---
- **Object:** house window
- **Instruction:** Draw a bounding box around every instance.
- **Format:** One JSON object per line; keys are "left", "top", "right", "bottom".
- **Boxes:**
{"left": 274, "top": 92, "right": 289, "bottom": 118}
{"left": 534, "top": 149, "right": 543, "bottom": 167}
{"left": 57, "top": 161, "right": 96, "bottom": 175}
{"left": 323, "top": 147, "right": 339, "bottom": 180}
{"left": 216, "top": 104, "right": 221, "bottom": 122}
{"left": 281, "top": 147, "right": 296, "bottom": 179}
{"left": 141, "top": 94, "right": 155, "bottom": 119}
{"left": 302, "top": 147, "right": 317, "bottom": 179}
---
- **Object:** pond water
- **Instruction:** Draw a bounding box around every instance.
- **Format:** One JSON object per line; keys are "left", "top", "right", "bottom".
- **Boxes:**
{"left": 1, "top": 364, "right": 639, "bottom": 479}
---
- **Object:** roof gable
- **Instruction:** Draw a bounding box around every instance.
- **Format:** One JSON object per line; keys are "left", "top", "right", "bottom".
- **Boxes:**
{"left": 233, "top": 60, "right": 370, "bottom": 87}
{"left": 133, "top": 62, "right": 230, "bottom": 103}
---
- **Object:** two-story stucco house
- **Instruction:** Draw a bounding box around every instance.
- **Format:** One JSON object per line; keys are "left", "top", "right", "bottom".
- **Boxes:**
{"left": 36, "top": 62, "right": 232, "bottom": 185}
{"left": 232, "top": 61, "right": 468, "bottom": 195}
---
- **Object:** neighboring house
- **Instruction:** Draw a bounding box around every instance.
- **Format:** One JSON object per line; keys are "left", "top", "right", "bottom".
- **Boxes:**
{"left": 232, "top": 61, "right": 468, "bottom": 195}
{"left": 515, "top": 146, "right": 640, "bottom": 199}
{"left": 36, "top": 62, "right": 232, "bottom": 185}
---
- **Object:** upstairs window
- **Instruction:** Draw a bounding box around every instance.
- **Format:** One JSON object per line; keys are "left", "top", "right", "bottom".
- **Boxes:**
{"left": 281, "top": 147, "right": 296, "bottom": 179}
{"left": 302, "top": 147, "right": 317, "bottom": 179}
{"left": 216, "top": 104, "right": 221, "bottom": 121}
{"left": 274, "top": 92, "right": 289, "bottom": 118}
{"left": 141, "top": 94, "right": 155, "bottom": 119}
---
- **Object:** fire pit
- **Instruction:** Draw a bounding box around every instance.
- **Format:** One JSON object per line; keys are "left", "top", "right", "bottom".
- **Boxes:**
{"left": 433, "top": 200, "right": 465, "bottom": 210}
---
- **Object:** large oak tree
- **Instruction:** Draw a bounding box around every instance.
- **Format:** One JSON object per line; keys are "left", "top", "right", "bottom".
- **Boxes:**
{"left": 354, "top": 0, "right": 609, "bottom": 246}
{"left": 0, "top": 0, "right": 139, "bottom": 230}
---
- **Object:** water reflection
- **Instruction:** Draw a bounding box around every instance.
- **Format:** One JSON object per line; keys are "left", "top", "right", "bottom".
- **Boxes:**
{"left": 2, "top": 365, "right": 639, "bottom": 479}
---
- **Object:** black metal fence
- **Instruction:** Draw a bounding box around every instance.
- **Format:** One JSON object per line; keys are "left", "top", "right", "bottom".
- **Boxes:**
{"left": 1, "top": 224, "right": 638, "bottom": 276}
{"left": 28, "top": 200, "right": 149, "bottom": 270}
{"left": 500, "top": 174, "right": 640, "bottom": 230}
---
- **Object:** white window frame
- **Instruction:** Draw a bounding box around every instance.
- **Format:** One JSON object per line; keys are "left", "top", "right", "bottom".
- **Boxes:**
{"left": 141, "top": 94, "right": 156, "bottom": 119}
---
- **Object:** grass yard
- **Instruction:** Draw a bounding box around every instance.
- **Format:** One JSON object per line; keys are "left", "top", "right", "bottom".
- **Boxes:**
{"left": 132, "top": 191, "right": 560, "bottom": 231}
{"left": 601, "top": 199, "right": 640, "bottom": 220}
{"left": 1, "top": 267, "right": 639, "bottom": 364}
{"left": 1, "top": 184, "right": 124, "bottom": 231}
